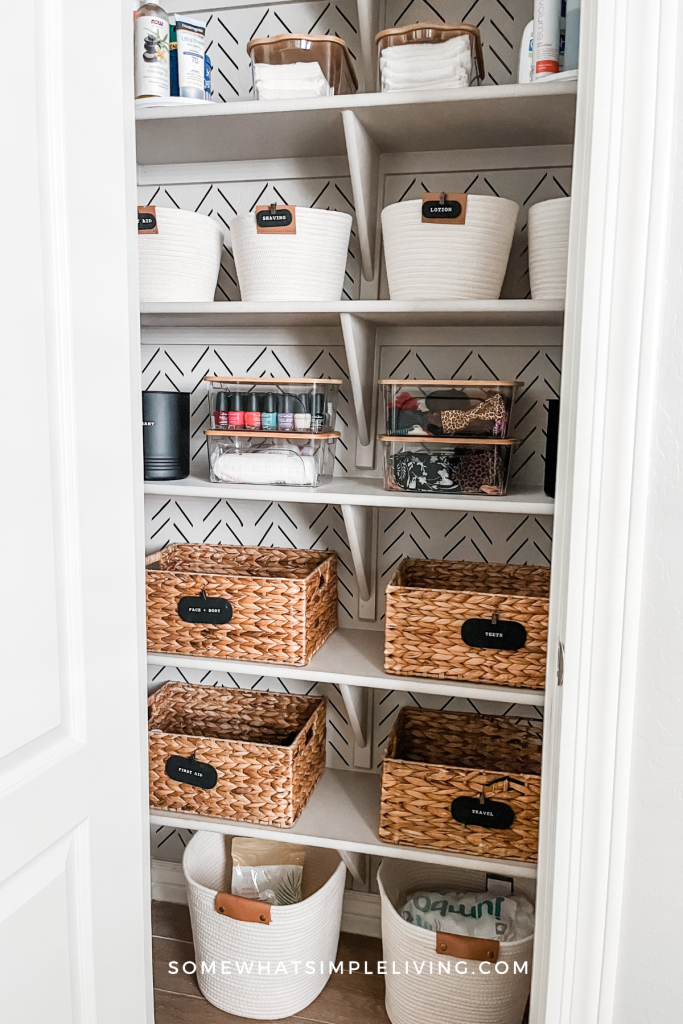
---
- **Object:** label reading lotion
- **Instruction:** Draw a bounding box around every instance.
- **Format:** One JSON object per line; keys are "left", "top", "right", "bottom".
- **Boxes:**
{"left": 421, "top": 192, "right": 468, "bottom": 225}
{"left": 138, "top": 206, "right": 158, "bottom": 234}
{"left": 255, "top": 205, "right": 297, "bottom": 235}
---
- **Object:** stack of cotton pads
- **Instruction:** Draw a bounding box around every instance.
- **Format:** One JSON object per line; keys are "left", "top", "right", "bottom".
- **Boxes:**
{"left": 253, "top": 62, "right": 331, "bottom": 100}
{"left": 380, "top": 34, "right": 473, "bottom": 92}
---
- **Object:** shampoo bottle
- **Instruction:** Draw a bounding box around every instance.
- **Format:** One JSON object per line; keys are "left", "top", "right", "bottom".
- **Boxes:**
{"left": 135, "top": 3, "right": 170, "bottom": 99}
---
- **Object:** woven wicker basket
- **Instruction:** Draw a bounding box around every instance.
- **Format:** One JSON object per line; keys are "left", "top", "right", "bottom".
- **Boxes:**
{"left": 149, "top": 682, "right": 327, "bottom": 826}
{"left": 146, "top": 543, "right": 337, "bottom": 666}
{"left": 379, "top": 707, "right": 542, "bottom": 862}
{"left": 384, "top": 558, "right": 550, "bottom": 688}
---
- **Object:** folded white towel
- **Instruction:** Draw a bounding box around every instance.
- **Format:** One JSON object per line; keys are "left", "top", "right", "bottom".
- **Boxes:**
{"left": 382, "top": 68, "right": 470, "bottom": 91}
{"left": 380, "top": 52, "right": 471, "bottom": 75}
{"left": 380, "top": 34, "right": 471, "bottom": 63}
{"left": 253, "top": 61, "right": 331, "bottom": 99}
{"left": 212, "top": 446, "right": 318, "bottom": 486}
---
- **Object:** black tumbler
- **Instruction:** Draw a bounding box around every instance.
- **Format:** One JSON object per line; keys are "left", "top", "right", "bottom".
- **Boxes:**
{"left": 142, "top": 391, "right": 190, "bottom": 480}
{"left": 544, "top": 399, "right": 560, "bottom": 498}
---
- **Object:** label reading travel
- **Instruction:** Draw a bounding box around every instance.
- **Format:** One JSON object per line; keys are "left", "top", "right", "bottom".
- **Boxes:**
{"left": 138, "top": 206, "right": 158, "bottom": 234}
{"left": 165, "top": 754, "right": 218, "bottom": 789}
{"left": 451, "top": 796, "right": 515, "bottom": 830}
{"left": 255, "top": 205, "right": 297, "bottom": 235}
{"left": 461, "top": 617, "right": 527, "bottom": 651}
{"left": 421, "top": 192, "right": 468, "bottom": 225}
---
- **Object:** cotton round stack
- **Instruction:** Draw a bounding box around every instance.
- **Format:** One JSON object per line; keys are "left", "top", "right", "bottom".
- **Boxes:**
{"left": 528, "top": 197, "right": 571, "bottom": 300}
{"left": 381, "top": 196, "right": 519, "bottom": 300}
{"left": 184, "top": 831, "right": 346, "bottom": 1018}
{"left": 231, "top": 207, "right": 352, "bottom": 301}
{"left": 378, "top": 858, "right": 534, "bottom": 1024}
{"left": 139, "top": 207, "right": 223, "bottom": 302}
{"left": 380, "top": 34, "right": 472, "bottom": 92}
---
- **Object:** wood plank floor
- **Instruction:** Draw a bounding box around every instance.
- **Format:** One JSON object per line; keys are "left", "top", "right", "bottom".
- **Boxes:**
{"left": 152, "top": 901, "right": 391, "bottom": 1024}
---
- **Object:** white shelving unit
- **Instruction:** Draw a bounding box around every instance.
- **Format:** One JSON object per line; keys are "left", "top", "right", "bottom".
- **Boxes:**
{"left": 140, "top": 45, "right": 571, "bottom": 949}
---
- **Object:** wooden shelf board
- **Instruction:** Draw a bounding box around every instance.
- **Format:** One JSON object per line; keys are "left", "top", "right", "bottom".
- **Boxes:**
{"left": 149, "top": 768, "right": 538, "bottom": 878}
{"left": 136, "top": 82, "right": 577, "bottom": 166}
{"left": 140, "top": 299, "right": 565, "bottom": 329}
{"left": 146, "top": 627, "right": 546, "bottom": 706}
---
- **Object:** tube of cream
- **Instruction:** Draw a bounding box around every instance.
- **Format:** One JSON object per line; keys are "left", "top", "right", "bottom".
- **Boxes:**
{"left": 176, "top": 16, "right": 206, "bottom": 100}
{"left": 534, "top": 0, "right": 562, "bottom": 77}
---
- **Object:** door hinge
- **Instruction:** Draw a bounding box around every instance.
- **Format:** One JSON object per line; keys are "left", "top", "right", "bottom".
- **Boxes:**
{"left": 557, "top": 640, "right": 565, "bottom": 686}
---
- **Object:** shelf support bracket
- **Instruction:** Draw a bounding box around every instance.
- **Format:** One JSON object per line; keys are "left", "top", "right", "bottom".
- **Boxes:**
{"left": 355, "top": 0, "right": 381, "bottom": 94}
{"left": 338, "top": 849, "right": 370, "bottom": 887}
{"left": 341, "top": 504, "right": 377, "bottom": 622}
{"left": 338, "top": 681, "right": 373, "bottom": 769}
{"left": 339, "top": 312, "right": 378, "bottom": 468}
{"left": 342, "top": 109, "right": 380, "bottom": 283}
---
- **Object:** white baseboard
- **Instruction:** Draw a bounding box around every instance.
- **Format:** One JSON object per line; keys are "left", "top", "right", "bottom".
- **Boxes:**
{"left": 151, "top": 859, "right": 382, "bottom": 938}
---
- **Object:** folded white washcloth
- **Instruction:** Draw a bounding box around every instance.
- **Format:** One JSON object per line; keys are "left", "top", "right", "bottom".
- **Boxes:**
{"left": 380, "top": 34, "right": 471, "bottom": 63}
{"left": 380, "top": 51, "right": 471, "bottom": 75}
{"left": 382, "top": 68, "right": 470, "bottom": 91}
{"left": 212, "top": 447, "right": 318, "bottom": 486}
{"left": 382, "top": 63, "right": 470, "bottom": 84}
{"left": 254, "top": 61, "right": 331, "bottom": 99}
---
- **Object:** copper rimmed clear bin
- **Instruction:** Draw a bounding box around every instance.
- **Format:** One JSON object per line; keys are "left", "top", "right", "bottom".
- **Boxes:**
{"left": 206, "top": 431, "right": 339, "bottom": 488}
{"left": 375, "top": 23, "right": 485, "bottom": 93}
{"left": 206, "top": 377, "right": 342, "bottom": 434}
{"left": 381, "top": 380, "right": 523, "bottom": 439}
{"left": 246, "top": 34, "right": 358, "bottom": 99}
{"left": 380, "top": 436, "right": 519, "bottom": 496}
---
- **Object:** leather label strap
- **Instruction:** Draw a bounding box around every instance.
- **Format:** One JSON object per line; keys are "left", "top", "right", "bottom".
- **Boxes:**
{"left": 214, "top": 892, "right": 271, "bottom": 924}
{"left": 435, "top": 931, "right": 500, "bottom": 963}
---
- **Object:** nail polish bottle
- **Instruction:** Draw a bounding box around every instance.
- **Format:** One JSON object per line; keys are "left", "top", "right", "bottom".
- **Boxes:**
{"left": 228, "top": 392, "right": 245, "bottom": 429}
{"left": 214, "top": 391, "right": 230, "bottom": 428}
{"left": 261, "top": 393, "right": 278, "bottom": 431}
{"left": 278, "top": 395, "right": 295, "bottom": 432}
{"left": 245, "top": 392, "right": 261, "bottom": 430}
{"left": 311, "top": 393, "right": 326, "bottom": 432}
{"left": 294, "top": 394, "right": 312, "bottom": 431}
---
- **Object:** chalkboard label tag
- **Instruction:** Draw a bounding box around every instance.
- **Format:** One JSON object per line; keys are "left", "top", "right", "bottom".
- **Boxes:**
{"left": 461, "top": 617, "right": 527, "bottom": 651}
{"left": 138, "top": 206, "right": 158, "bottom": 233}
{"left": 256, "top": 204, "right": 297, "bottom": 234}
{"left": 421, "top": 192, "right": 468, "bottom": 225}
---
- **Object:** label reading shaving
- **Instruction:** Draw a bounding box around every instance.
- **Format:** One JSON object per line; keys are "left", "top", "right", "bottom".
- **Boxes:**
{"left": 255, "top": 205, "right": 297, "bottom": 234}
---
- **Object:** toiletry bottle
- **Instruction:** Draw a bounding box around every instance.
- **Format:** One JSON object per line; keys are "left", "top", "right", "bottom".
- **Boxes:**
{"left": 278, "top": 395, "right": 295, "bottom": 432}
{"left": 229, "top": 392, "right": 245, "bottom": 429}
{"left": 245, "top": 392, "right": 261, "bottom": 430}
{"left": 311, "top": 393, "right": 326, "bottom": 433}
{"left": 169, "top": 19, "right": 179, "bottom": 96}
{"left": 214, "top": 391, "right": 230, "bottom": 428}
{"left": 261, "top": 393, "right": 278, "bottom": 431}
{"left": 176, "top": 16, "right": 206, "bottom": 100}
{"left": 204, "top": 54, "right": 212, "bottom": 100}
{"left": 534, "top": 0, "right": 561, "bottom": 77}
{"left": 135, "top": 3, "right": 171, "bottom": 99}
{"left": 294, "top": 394, "right": 312, "bottom": 431}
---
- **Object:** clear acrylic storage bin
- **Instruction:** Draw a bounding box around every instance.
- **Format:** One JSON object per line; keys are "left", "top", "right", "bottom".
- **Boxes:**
{"left": 375, "top": 23, "right": 484, "bottom": 93}
{"left": 206, "top": 431, "right": 339, "bottom": 488}
{"left": 206, "top": 377, "right": 341, "bottom": 434}
{"left": 381, "top": 379, "right": 523, "bottom": 438}
{"left": 380, "top": 436, "right": 519, "bottom": 495}
{"left": 246, "top": 34, "right": 358, "bottom": 99}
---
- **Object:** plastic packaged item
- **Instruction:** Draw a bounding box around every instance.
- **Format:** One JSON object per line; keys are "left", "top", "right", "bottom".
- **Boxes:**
{"left": 382, "top": 380, "right": 523, "bottom": 439}
{"left": 401, "top": 889, "right": 535, "bottom": 942}
{"left": 134, "top": 3, "right": 170, "bottom": 99}
{"left": 205, "top": 378, "right": 341, "bottom": 433}
{"left": 381, "top": 196, "right": 519, "bottom": 300}
{"left": 231, "top": 839, "right": 306, "bottom": 906}
{"left": 376, "top": 23, "right": 484, "bottom": 93}
{"left": 230, "top": 206, "right": 352, "bottom": 301}
{"left": 176, "top": 16, "right": 206, "bottom": 99}
{"left": 380, "top": 436, "right": 519, "bottom": 495}
{"left": 206, "top": 431, "right": 339, "bottom": 487}
{"left": 246, "top": 34, "right": 358, "bottom": 98}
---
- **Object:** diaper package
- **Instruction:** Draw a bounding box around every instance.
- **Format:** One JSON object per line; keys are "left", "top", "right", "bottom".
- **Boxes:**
{"left": 401, "top": 890, "right": 535, "bottom": 942}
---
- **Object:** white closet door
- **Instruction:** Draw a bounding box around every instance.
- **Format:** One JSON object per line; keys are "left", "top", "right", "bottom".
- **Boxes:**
{"left": 0, "top": 3, "right": 150, "bottom": 1023}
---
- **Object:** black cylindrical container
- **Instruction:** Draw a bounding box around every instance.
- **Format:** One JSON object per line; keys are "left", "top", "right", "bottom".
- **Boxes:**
{"left": 544, "top": 399, "right": 560, "bottom": 498}
{"left": 142, "top": 391, "right": 190, "bottom": 480}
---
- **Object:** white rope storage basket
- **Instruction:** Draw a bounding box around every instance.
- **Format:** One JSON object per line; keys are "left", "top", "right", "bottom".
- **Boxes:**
{"left": 139, "top": 207, "right": 223, "bottom": 302}
{"left": 528, "top": 196, "right": 571, "bottom": 300}
{"left": 381, "top": 196, "right": 519, "bottom": 300}
{"left": 231, "top": 207, "right": 352, "bottom": 301}
{"left": 377, "top": 858, "right": 534, "bottom": 1024}
{"left": 183, "top": 831, "right": 346, "bottom": 1019}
